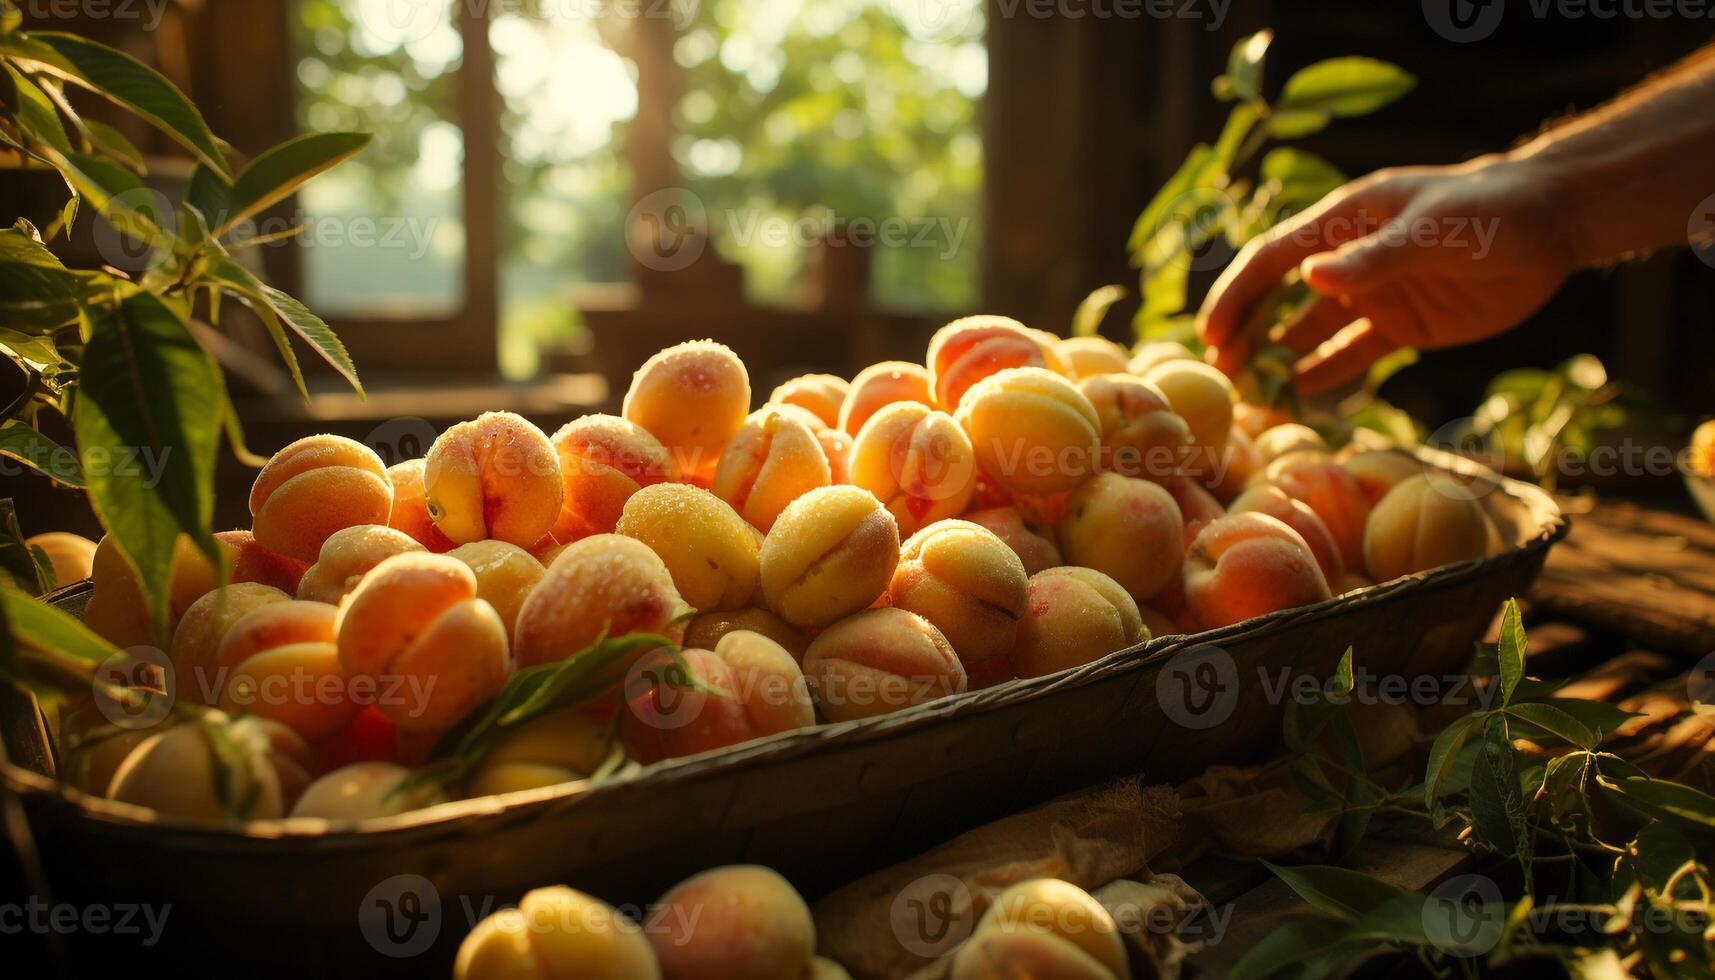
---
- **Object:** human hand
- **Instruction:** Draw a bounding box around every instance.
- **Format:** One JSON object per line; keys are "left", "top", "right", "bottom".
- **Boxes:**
{"left": 1198, "top": 154, "right": 1582, "bottom": 395}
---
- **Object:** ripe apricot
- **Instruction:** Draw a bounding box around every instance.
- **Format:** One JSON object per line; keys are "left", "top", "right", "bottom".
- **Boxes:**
{"left": 215, "top": 599, "right": 353, "bottom": 740}
{"left": 466, "top": 708, "right": 619, "bottom": 797}
{"left": 250, "top": 434, "right": 394, "bottom": 562}
{"left": 1013, "top": 567, "right": 1145, "bottom": 678}
{"left": 336, "top": 554, "right": 513, "bottom": 732}
{"left": 1141, "top": 360, "right": 1235, "bottom": 477}
{"left": 622, "top": 631, "right": 814, "bottom": 763}
{"left": 548, "top": 413, "right": 679, "bottom": 542}
{"left": 624, "top": 340, "right": 752, "bottom": 481}
{"left": 457, "top": 886, "right": 661, "bottom": 980}
{"left": 1126, "top": 340, "right": 1195, "bottom": 377}
{"left": 297, "top": 525, "right": 425, "bottom": 604}
{"left": 1363, "top": 475, "right": 1502, "bottom": 582}
{"left": 215, "top": 529, "right": 310, "bottom": 593}
{"left": 928, "top": 315, "right": 1061, "bottom": 409}
{"left": 1265, "top": 454, "right": 1373, "bottom": 570}
{"left": 1183, "top": 513, "right": 1332, "bottom": 629}
{"left": 962, "top": 506, "right": 1062, "bottom": 575}
{"left": 713, "top": 406, "right": 832, "bottom": 531}
{"left": 513, "top": 534, "right": 690, "bottom": 668}
{"left": 683, "top": 608, "right": 808, "bottom": 662}
{"left": 448, "top": 540, "right": 546, "bottom": 636}
{"left": 887, "top": 521, "right": 1027, "bottom": 672}
{"left": 385, "top": 459, "right": 457, "bottom": 552}
{"left": 616, "top": 483, "right": 759, "bottom": 613}
{"left": 107, "top": 714, "right": 314, "bottom": 821}
{"left": 424, "top": 411, "right": 563, "bottom": 547}
{"left": 1228, "top": 485, "right": 1344, "bottom": 585}
{"left": 957, "top": 367, "right": 1101, "bottom": 495}
{"left": 84, "top": 533, "right": 223, "bottom": 648}
{"left": 801, "top": 607, "right": 966, "bottom": 721}
{"left": 216, "top": 599, "right": 338, "bottom": 670}
{"left": 26, "top": 531, "right": 95, "bottom": 586}
{"left": 1253, "top": 423, "right": 1329, "bottom": 464}
{"left": 1160, "top": 474, "right": 1226, "bottom": 550}
{"left": 1059, "top": 474, "right": 1184, "bottom": 602}
{"left": 1054, "top": 336, "right": 1130, "bottom": 380}
{"left": 840, "top": 360, "right": 934, "bottom": 435}
{"left": 1207, "top": 425, "right": 1261, "bottom": 504}
{"left": 769, "top": 373, "right": 849, "bottom": 428}
{"left": 970, "top": 879, "right": 1128, "bottom": 978}
{"left": 849, "top": 402, "right": 977, "bottom": 536}
{"left": 290, "top": 762, "right": 443, "bottom": 820}
{"left": 1341, "top": 449, "right": 1422, "bottom": 506}
{"left": 647, "top": 865, "right": 814, "bottom": 980}
{"left": 1077, "top": 373, "right": 1193, "bottom": 481}
{"left": 1232, "top": 401, "right": 1295, "bottom": 439}
{"left": 168, "top": 583, "right": 290, "bottom": 704}
{"left": 758, "top": 486, "right": 900, "bottom": 628}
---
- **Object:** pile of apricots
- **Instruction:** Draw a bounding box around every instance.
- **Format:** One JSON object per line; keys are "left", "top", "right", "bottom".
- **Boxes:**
{"left": 65, "top": 317, "right": 1504, "bottom": 823}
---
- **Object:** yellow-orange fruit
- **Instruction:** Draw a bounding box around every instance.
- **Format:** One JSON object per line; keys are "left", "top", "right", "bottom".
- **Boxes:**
{"left": 1253, "top": 423, "right": 1329, "bottom": 464}
{"left": 956, "top": 367, "right": 1101, "bottom": 495}
{"left": 963, "top": 506, "right": 1062, "bottom": 575}
{"left": 818, "top": 425, "right": 853, "bottom": 484}
{"left": 214, "top": 599, "right": 349, "bottom": 739}
{"left": 622, "top": 632, "right": 814, "bottom": 763}
{"left": 888, "top": 520, "right": 1027, "bottom": 671}
{"left": 1265, "top": 454, "right": 1373, "bottom": 570}
{"left": 1160, "top": 474, "right": 1227, "bottom": 550}
{"left": 336, "top": 554, "right": 513, "bottom": 732}
{"left": 713, "top": 406, "right": 833, "bottom": 532}
{"left": 297, "top": 524, "right": 425, "bottom": 605}
{"left": 801, "top": 607, "right": 965, "bottom": 721}
{"left": 386, "top": 459, "right": 457, "bottom": 552}
{"left": 1141, "top": 360, "right": 1235, "bottom": 477}
{"left": 1228, "top": 484, "right": 1344, "bottom": 585}
{"left": 1137, "top": 605, "right": 1178, "bottom": 638}
{"left": 25, "top": 531, "right": 96, "bottom": 586}
{"left": 289, "top": 761, "right": 444, "bottom": 820}
{"left": 424, "top": 412, "right": 563, "bottom": 547}
{"left": 1183, "top": 513, "right": 1332, "bottom": 629}
{"left": 952, "top": 931, "right": 1117, "bottom": 980}
{"left": 216, "top": 528, "right": 310, "bottom": 593}
{"left": 623, "top": 340, "right": 752, "bottom": 481}
{"left": 457, "top": 887, "right": 661, "bottom": 980}
{"left": 616, "top": 483, "right": 760, "bottom": 613}
{"left": 970, "top": 879, "right": 1128, "bottom": 978}
{"left": 465, "top": 709, "right": 618, "bottom": 797}
{"left": 1232, "top": 401, "right": 1295, "bottom": 439}
{"left": 250, "top": 435, "right": 394, "bottom": 562}
{"left": 1059, "top": 474, "right": 1184, "bottom": 602}
{"left": 647, "top": 866, "right": 813, "bottom": 980}
{"left": 216, "top": 599, "right": 338, "bottom": 670}
{"left": 108, "top": 714, "right": 313, "bottom": 821}
{"left": 168, "top": 583, "right": 290, "bottom": 704}
{"left": 1126, "top": 340, "right": 1196, "bottom": 377}
{"left": 548, "top": 413, "right": 679, "bottom": 542}
{"left": 683, "top": 608, "right": 808, "bottom": 662}
{"left": 512, "top": 534, "right": 690, "bottom": 668}
{"left": 1363, "top": 475, "right": 1501, "bottom": 582}
{"left": 849, "top": 402, "right": 977, "bottom": 536}
{"left": 84, "top": 534, "right": 223, "bottom": 648}
{"left": 1341, "top": 450, "right": 1423, "bottom": 506}
{"left": 1208, "top": 425, "right": 1262, "bottom": 505}
{"left": 447, "top": 540, "right": 546, "bottom": 636}
{"left": 1054, "top": 337, "right": 1130, "bottom": 380}
{"left": 927, "top": 315, "right": 1061, "bottom": 410}
{"left": 770, "top": 374, "right": 849, "bottom": 428}
{"left": 1013, "top": 567, "right": 1145, "bottom": 679}
{"left": 1077, "top": 373, "right": 1193, "bottom": 481}
{"left": 758, "top": 486, "right": 900, "bottom": 628}
{"left": 840, "top": 361, "right": 934, "bottom": 435}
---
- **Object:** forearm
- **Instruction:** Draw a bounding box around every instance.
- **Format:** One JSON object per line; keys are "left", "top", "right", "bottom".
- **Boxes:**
{"left": 1508, "top": 41, "right": 1715, "bottom": 267}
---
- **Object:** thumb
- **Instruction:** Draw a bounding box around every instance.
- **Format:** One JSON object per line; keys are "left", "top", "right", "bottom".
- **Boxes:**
{"left": 1301, "top": 231, "right": 1409, "bottom": 295}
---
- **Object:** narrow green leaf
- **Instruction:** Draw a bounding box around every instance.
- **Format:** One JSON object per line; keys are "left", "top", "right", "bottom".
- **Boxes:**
{"left": 1223, "top": 30, "right": 1272, "bottom": 103}
{"left": 3, "top": 63, "right": 71, "bottom": 155}
{"left": 1613, "top": 777, "right": 1715, "bottom": 835}
{"left": 1505, "top": 700, "right": 1596, "bottom": 750}
{"left": 216, "top": 132, "right": 370, "bottom": 236}
{"left": 0, "top": 225, "right": 101, "bottom": 329}
{"left": 1495, "top": 598, "right": 1525, "bottom": 707}
{"left": 1128, "top": 144, "right": 1214, "bottom": 260}
{"left": 1, "top": 582, "right": 119, "bottom": 666}
{"left": 1265, "top": 108, "right": 1330, "bottom": 140}
{"left": 1209, "top": 102, "right": 1261, "bottom": 174}
{"left": 1070, "top": 285, "right": 1124, "bottom": 338}
{"left": 1471, "top": 714, "right": 1532, "bottom": 888}
{"left": 0, "top": 499, "right": 47, "bottom": 593}
{"left": 84, "top": 118, "right": 146, "bottom": 174}
{"left": 1228, "top": 916, "right": 1368, "bottom": 980}
{"left": 1262, "top": 862, "right": 1409, "bottom": 921}
{"left": 1261, "top": 147, "right": 1347, "bottom": 215}
{"left": 1276, "top": 57, "right": 1417, "bottom": 119}
{"left": 183, "top": 163, "right": 232, "bottom": 234}
{"left": 1424, "top": 713, "right": 1481, "bottom": 811}
{"left": 0, "top": 419, "right": 83, "bottom": 487}
{"left": 35, "top": 147, "right": 167, "bottom": 248}
{"left": 198, "top": 252, "right": 359, "bottom": 396}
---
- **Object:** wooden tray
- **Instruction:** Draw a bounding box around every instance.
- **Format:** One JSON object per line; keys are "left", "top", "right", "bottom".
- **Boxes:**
{"left": 0, "top": 446, "right": 1566, "bottom": 978}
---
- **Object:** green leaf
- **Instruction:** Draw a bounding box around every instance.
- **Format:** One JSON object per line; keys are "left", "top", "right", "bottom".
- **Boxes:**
{"left": 1229, "top": 916, "right": 1368, "bottom": 980}
{"left": 0, "top": 419, "right": 83, "bottom": 487}
{"left": 0, "top": 498, "right": 47, "bottom": 593}
{"left": 1128, "top": 144, "right": 1214, "bottom": 260}
{"left": 1070, "top": 285, "right": 1124, "bottom": 338}
{"left": 1612, "top": 777, "right": 1715, "bottom": 836}
{"left": 1266, "top": 108, "right": 1331, "bottom": 140}
{"left": 1210, "top": 102, "right": 1261, "bottom": 174}
{"left": 0, "top": 31, "right": 229, "bottom": 176}
{"left": 1425, "top": 712, "right": 1482, "bottom": 812}
{"left": 1223, "top": 30, "right": 1272, "bottom": 103}
{"left": 1522, "top": 697, "right": 1636, "bottom": 743}
{"left": 0, "top": 582, "right": 120, "bottom": 667}
{"left": 197, "top": 251, "right": 362, "bottom": 396}
{"left": 215, "top": 132, "right": 370, "bottom": 236}
{"left": 85, "top": 118, "right": 146, "bottom": 174}
{"left": 1276, "top": 57, "right": 1416, "bottom": 120}
{"left": 1471, "top": 714, "right": 1532, "bottom": 886}
{"left": 1505, "top": 700, "right": 1596, "bottom": 750}
{"left": 1260, "top": 147, "right": 1347, "bottom": 215}
{"left": 183, "top": 163, "right": 232, "bottom": 234}
{"left": 0, "top": 225, "right": 101, "bottom": 330}
{"left": 3, "top": 63, "right": 71, "bottom": 156}
{"left": 74, "top": 291, "right": 221, "bottom": 642}
{"left": 1, "top": 0, "right": 20, "bottom": 33}
{"left": 36, "top": 147, "right": 168, "bottom": 249}
{"left": 1495, "top": 598, "right": 1525, "bottom": 707}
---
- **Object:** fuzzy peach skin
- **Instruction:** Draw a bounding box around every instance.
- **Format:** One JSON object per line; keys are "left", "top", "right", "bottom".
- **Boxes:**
{"left": 1141, "top": 360, "right": 1235, "bottom": 478}
{"left": 424, "top": 411, "right": 563, "bottom": 547}
{"left": 385, "top": 459, "right": 457, "bottom": 552}
{"left": 214, "top": 599, "right": 355, "bottom": 740}
{"left": 1228, "top": 484, "right": 1345, "bottom": 584}
{"left": 336, "top": 553, "right": 513, "bottom": 732}
{"left": 647, "top": 865, "right": 813, "bottom": 980}
{"left": 623, "top": 339, "right": 752, "bottom": 481}
{"left": 1054, "top": 336, "right": 1130, "bottom": 380}
{"left": 215, "top": 529, "right": 311, "bottom": 593}
{"left": 769, "top": 373, "right": 849, "bottom": 428}
{"left": 849, "top": 402, "right": 978, "bottom": 536}
{"left": 840, "top": 360, "right": 935, "bottom": 435}
{"left": 956, "top": 367, "right": 1101, "bottom": 496}
{"left": 888, "top": 520, "right": 1028, "bottom": 672}
{"left": 1076, "top": 373, "right": 1193, "bottom": 481}
{"left": 1252, "top": 423, "right": 1329, "bottom": 464}
{"left": 297, "top": 525, "right": 425, "bottom": 604}
{"left": 684, "top": 608, "right": 808, "bottom": 662}
{"left": 622, "top": 631, "right": 814, "bottom": 763}
{"left": 951, "top": 930, "right": 1118, "bottom": 980}
{"left": 962, "top": 505, "right": 1062, "bottom": 576}
{"left": 26, "top": 531, "right": 96, "bottom": 585}
{"left": 1059, "top": 474, "right": 1184, "bottom": 603}
{"left": 512, "top": 534, "right": 690, "bottom": 667}
{"left": 616, "top": 483, "right": 760, "bottom": 612}
{"left": 84, "top": 534, "right": 224, "bottom": 648}
{"left": 447, "top": 540, "right": 546, "bottom": 636}
{"left": 168, "top": 583, "right": 290, "bottom": 704}
{"left": 1264, "top": 453, "right": 1373, "bottom": 570}
{"left": 1013, "top": 567, "right": 1146, "bottom": 679}
{"left": 1183, "top": 513, "right": 1332, "bottom": 629}
{"left": 758, "top": 486, "right": 901, "bottom": 628}
{"left": 1207, "top": 425, "right": 1261, "bottom": 505}
{"left": 249, "top": 434, "right": 394, "bottom": 562}
{"left": 1126, "top": 340, "right": 1196, "bottom": 378}
{"left": 108, "top": 714, "right": 314, "bottom": 821}
{"left": 289, "top": 761, "right": 445, "bottom": 820}
{"left": 970, "top": 879, "right": 1128, "bottom": 978}
{"left": 465, "top": 708, "right": 619, "bottom": 797}
{"left": 713, "top": 406, "right": 833, "bottom": 531}
{"left": 1363, "top": 474, "right": 1502, "bottom": 582}
{"left": 927, "top": 315, "right": 1062, "bottom": 410}
{"left": 216, "top": 599, "right": 338, "bottom": 671}
{"left": 801, "top": 607, "right": 966, "bottom": 721}
{"left": 548, "top": 413, "right": 679, "bottom": 542}
{"left": 1340, "top": 449, "right": 1424, "bottom": 506}
{"left": 457, "top": 886, "right": 661, "bottom": 980}
{"left": 1160, "top": 474, "right": 1226, "bottom": 551}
